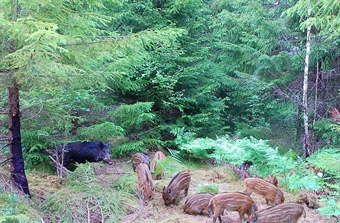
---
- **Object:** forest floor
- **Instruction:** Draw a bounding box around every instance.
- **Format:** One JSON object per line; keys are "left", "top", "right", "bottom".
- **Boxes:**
{"left": 28, "top": 158, "right": 338, "bottom": 223}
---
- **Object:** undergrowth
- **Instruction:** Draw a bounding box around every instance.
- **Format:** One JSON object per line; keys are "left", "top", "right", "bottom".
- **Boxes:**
{"left": 175, "top": 133, "right": 340, "bottom": 218}
{"left": 0, "top": 169, "right": 42, "bottom": 223}
{"left": 41, "top": 163, "right": 124, "bottom": 223}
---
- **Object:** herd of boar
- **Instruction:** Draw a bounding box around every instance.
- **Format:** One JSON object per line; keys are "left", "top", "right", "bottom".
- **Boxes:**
{"left": 131, "top": 151, "right": 306, "bottom": 223}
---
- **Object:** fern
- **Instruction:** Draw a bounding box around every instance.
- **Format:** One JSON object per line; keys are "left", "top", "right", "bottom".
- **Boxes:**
{"left": 172, "top": 127, "right": 196, "bottom": 146}
{"left": 283, "top": 173, "right": 322, "bottom": 194}
{"left": 179, "top": 137, "right": 216, "bottom": 160}
{"left": 318, "top": 197, "right": 340, "bottom": 218}
{"left": 307, "top": 148, "right": 340, "bottom": 178}
{"left": 176, "top": 135, "right": 325, "bottom": 192}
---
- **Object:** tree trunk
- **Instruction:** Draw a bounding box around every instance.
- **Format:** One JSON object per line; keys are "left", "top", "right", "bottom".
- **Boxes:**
{"left": 302, "top": 8, "right": 312, "bottom": 158}
{"left": 8, "top": 82, "right": 31, "bottom": 197}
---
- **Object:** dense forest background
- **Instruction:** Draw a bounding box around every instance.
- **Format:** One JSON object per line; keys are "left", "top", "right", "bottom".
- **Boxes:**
{"left": 0, "top": 0, "right": 339, "bottom": 222}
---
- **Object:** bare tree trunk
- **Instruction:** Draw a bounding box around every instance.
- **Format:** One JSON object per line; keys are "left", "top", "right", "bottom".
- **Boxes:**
{"left": 302, "top": 8, "right": 312, "bottom": 158}
{"left": 312, "top": 61, "right": 320, "bottom": 127}
{"left": 8, "top": 82, "right": 31, "bottom": 197}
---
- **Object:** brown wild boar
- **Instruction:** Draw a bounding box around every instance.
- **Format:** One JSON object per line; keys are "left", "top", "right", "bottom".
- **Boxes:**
{"left": 136, "top": 163, "right": 154, "bottom": 203}
{"left": 162, "top": 171, "right": 191, "bottom": 206}
{"left": 152, "top": 150, "right": 166, "bottom": 180}
{"left": 183, "top": 192, "right": 214, "bottom": 215}
{"left": 132, "top": 153, "right": 150, "bottom": 172}
{"left": 247, "top": 202, "right": 306, "bottom": 223}
{"left": 265, "top": 174, "right": 278, "bottom": 187}
{"left": 209, "top": 192, "right": 258, "bottom": 223}
{"left": 244, "top": 178, "right": 284, "bottom": 206}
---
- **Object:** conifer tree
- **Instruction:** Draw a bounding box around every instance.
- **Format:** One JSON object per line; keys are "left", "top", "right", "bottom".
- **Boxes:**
{"left": 0, "top": 0, "right": 186, "bottom": 194}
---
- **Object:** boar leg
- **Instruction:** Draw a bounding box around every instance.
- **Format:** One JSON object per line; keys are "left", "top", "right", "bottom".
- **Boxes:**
{"left": 212, "top": 214, "right": 222, "bottom": 223}
{"left": 184, "top": 186, "right": 189, "bottom": 197}
{"left": 238, "top": 210, "right": 245, "bottom": 223}
{"left": 218, "top": 215, "right": 222, "bottom": 223}
{"left": 212, "top": 208, "right": 223, "bottom": 223}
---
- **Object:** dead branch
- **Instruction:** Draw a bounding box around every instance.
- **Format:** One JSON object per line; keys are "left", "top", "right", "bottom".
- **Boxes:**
{"left": 0, "top": 157, "right": 11, "bottom": 166}
{"left": 48, "top": 155, "right": 70, "bottom": 178}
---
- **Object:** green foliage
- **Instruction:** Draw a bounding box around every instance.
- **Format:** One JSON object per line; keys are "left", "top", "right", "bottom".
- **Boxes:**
{"left": 23, "top": 143, "right": 50, "bottom": 167}
{"left": 313, "top": 120, "right": 340, "bottom": 147}
{"left": 307, "top": 148, "right": 340, "bottom": 178}
{"left": 172, "top": 127, "right": 196, "bottom": 146}
{"left": 148, "top": 148, "right": 187, "bottom": 175}
{"left": 108, "top": 102, "right": 156, "bottom": 131}
{"left": 318, "top": 196, "right": 340, "bottom": 218}
{"left": 283, "top": 172, "right": 322, "bottom": 194}
{"left": 195, "top": 183, "right": 219, "bottom": 194}
{"left": 112, "top": 174, "right": 137, "bottom": 194}
{"left": 112, "top": 140, "right": 147, "bottom": 158}
{"left": 0, "top": 189, "right": 42, "bottom": 222}
{"left": 285, "top": 0, "right": 340, "bottom": 39}
{"left": 176, "top": 135, "right": 324, "bottom": 192}
{"left": 76, "top": 122, "right": 125, "bottom": 142}
{"left": 42, "top": 163, "right": 123, "bottom": 222}
{"left": 178, "top": 137, "right": 216, "bottom": 160}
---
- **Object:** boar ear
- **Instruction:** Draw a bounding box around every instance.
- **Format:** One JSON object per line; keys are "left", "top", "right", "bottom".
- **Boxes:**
{"left": 163, "top": 186, "right": 166, "bottom": 191}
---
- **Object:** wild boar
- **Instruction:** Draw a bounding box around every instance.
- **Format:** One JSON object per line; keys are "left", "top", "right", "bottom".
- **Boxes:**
{"left": 136, "top": 163, "right": 154, "bottom": 203}
{"left": 152, "top": 150, "right": 166, "bottom": 180}
{"left": 265, "top": 174, "right": 278, "bottom": 187}
{"left": 247, "top": 202, "right": 306, "bottom": 223}
{"left": 162, "top": 171, "right": 191, "bottom": 206}
{"left": 132, "top": 153, "right": 150, "bottom": 172}
{"left": 209, "top": 192, "right": 258, "bottom": 223}
{"left": 56, "top": 141, "right": 113, "bottom": 168}
{"left": 183, "top": 192, "right": 214, "bottom": 215}
{"left": 244, "top": 178, "right": 284, "bottom": 206}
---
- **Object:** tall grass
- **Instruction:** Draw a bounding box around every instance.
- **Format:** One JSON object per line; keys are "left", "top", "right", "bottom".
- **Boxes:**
{"left": 41, "top": 163, "right": 124, "bottom": 223}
